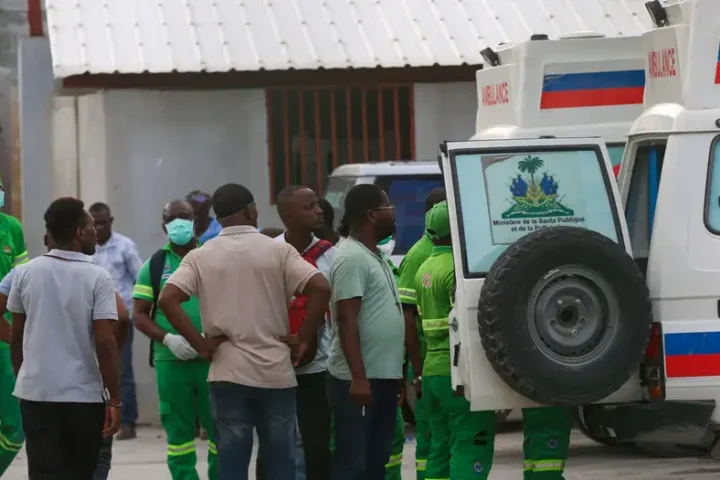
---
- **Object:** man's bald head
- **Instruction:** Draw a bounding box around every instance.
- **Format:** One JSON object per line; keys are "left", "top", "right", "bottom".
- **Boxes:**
{"left": 162, "top": 199, "right": 194, "bottom": 224}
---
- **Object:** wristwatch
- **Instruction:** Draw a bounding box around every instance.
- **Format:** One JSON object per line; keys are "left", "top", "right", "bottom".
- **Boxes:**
{"left": 411, "top": 375, "right": 422, "bottom": 386}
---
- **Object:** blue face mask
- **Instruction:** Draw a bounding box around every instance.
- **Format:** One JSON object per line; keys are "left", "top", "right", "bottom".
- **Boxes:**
{"left": 0, "top": 191, "right": 5, "bottom": 209}
{"left": 166, "top": 219, "right": 194, "bottom": 246}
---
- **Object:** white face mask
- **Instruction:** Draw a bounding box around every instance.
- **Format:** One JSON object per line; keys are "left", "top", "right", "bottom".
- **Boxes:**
{"left": 377, "top": 238, "right": 395, "bottom": 257}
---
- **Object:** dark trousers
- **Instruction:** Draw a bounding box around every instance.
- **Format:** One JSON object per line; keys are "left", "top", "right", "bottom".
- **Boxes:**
{"left": 210, "top": 382, "right": 296, "bottom": 480}
{"left": 92, "top": 436, "right": 112, "bottom": 480}
{"left": 21, "top": 400, "right": 105, "bottom": 480}
{"left": 327, "top": 375, "right": 398, "bottom": 480}
{"left": 121, "top": 323, "right": 138, "bottom": 425}
{"left": 257, "top": 371, "right": 332, "bottom": 480}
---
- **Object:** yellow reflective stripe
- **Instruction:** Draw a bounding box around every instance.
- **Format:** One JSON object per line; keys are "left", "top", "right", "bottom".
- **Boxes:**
{"left": 208, "top": 441, "right": 217, "bottom": 454}
{"left": 13, "top": 251, "right": 28, "bottom": 266}
{"left": 422, "top": 317, "right": 449, "bottom": 331}
{"left": 523, "top": 460, "right": 534, "bottom": 471}
{"left": 0, "top": 433, "right": 22, "bottom": 452}
{"left": 167, "top": 441, "right": 196, "bottom": 457}
{"left": 132, "top": 285, "right": 154, "bottom": 301}
{"left": 533, "top": 459, "right": 565, "bottom": 472}
{"left": 398, "top": 288, "right": 417, "bottom": 303}
{"left": 385, "top": 453, "right": 402, "bottom": 468}
{"left": 415, "top": 458, "right": 427, "bottom": 471}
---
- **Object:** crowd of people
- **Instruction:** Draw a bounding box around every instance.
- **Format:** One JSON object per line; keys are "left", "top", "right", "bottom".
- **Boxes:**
{"left": 0, "top": 179, "right": 573, "bottom": 480}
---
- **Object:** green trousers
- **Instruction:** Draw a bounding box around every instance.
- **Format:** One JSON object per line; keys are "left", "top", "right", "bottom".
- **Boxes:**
{"left": 425, "top": 376, "right": 496, "bottom": 480}
{"left": 0, "top": 349, "right": 22, "bottom": 474}
{"left": 156, "top": 360, "right": 217, "bottom": 480}
{"left": 385, "top": 406, "right": 405, "bottom": 480}
{"left": 414, "top": 392, "right": 430, "bottom": 480}
{"left": 522, "top": 407, "right": 572, "bottom": 480}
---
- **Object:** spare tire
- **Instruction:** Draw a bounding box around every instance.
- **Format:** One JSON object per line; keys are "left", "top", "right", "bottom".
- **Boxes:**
{"left": 478, "top": 226, "right": 651, "bottom": 405}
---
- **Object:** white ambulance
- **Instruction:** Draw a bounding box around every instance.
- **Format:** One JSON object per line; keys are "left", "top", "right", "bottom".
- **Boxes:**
{"left": 444, "top": 0, "right": 720, "bottom": 457}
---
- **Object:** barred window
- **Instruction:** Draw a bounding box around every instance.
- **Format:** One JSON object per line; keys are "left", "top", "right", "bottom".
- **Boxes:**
{"left": 266, "top": 85, "right": 415, "bottom": 200}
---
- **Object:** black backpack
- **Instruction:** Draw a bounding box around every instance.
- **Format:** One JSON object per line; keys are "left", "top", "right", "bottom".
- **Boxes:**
{"left": 147, "top": 249, "right": 168, "bottom": 368}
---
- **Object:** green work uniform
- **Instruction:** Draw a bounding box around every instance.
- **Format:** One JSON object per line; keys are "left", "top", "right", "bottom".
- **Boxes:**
{"left": 397, "top": 234, "right": 434, "bottom": 480}
{"left": 416, "top": 246, "right": 496, "bottom": 480}
{"left": 521, "top": 407, "right": 572, "bottom": 479}
{"left": 0, "top": 213, "right": 27, "bottom": 473}
{"left": 133, "top": 243, "right": 216, "bottom": 480}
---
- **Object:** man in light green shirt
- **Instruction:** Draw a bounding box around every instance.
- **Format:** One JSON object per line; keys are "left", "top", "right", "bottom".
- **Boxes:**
{"left": 327, "top": 184, "right": 405, "bottom": 480}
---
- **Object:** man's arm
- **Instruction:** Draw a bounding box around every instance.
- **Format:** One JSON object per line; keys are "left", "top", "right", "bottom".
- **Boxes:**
{"left": 331, "top": 256, "right": 368, "bottom": 381}
{"left": 11, "top": 222, "right": 28, "bottom": 267}
{"left": 132, "top": 262, "right": 172, "bottom": 343}
{"left": 159, "top": 253, "right": 206, "bottom": 351}
{"left": 113, "top": 292, "right": 130, "bottom": 348}
{"left": 93, "top": 275, "right": 121, "bottom": 405}
{"left": 9, "top": 313, "right": 24, "bottom": 376}
{"left": 0, "top": 294, "right": 12, "bottom": 344}
{"left": 398, "top": 258, "right": 423, "bottom": 377}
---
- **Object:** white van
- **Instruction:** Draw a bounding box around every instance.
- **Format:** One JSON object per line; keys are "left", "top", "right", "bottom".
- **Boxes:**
{"left": 445, "top": 0, "right": 720, "bottom": 457}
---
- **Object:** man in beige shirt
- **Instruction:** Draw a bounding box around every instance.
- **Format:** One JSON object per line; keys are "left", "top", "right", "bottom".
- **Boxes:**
{"left": 158, "top": 183, "right": 331, "bottom": 480}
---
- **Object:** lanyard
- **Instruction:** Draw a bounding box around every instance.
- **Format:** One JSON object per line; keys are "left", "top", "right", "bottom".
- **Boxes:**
{"left": 349, "top": 238, "right": 402, "bottom": 313}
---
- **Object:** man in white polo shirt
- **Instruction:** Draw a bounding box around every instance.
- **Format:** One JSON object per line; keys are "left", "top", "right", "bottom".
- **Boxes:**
{"left": 7, "top": 197, "right": 121, "bottom": 479}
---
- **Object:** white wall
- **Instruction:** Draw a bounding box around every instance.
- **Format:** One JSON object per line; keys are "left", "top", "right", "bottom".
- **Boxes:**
{"left": 413, "top": 82, "right": 477, "bottom": 159}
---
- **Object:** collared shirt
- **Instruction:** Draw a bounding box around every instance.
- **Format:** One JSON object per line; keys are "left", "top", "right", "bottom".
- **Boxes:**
{"left": 274, "top": 232, "right": 337, "bottom": 375}
{"left": 7, "top": 249, "right": 118, "bottom": 403}
{"left": 166, "top": 226, "right": 320, "bottom": 389}
{"left": 199, "top": 217, "right": 222, "bottom": 244}
{"left": 91, "top": 232, "right": 143, "bottom": 309}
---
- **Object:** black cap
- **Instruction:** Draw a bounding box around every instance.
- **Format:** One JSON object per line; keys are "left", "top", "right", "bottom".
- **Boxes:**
{"left": 212, "top": 183, "right": 255, "bottom": 219}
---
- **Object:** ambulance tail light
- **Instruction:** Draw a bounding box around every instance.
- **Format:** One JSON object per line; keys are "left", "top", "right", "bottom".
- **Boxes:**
{"left": 641, "top": 323, "right": 665, "bottom": 400}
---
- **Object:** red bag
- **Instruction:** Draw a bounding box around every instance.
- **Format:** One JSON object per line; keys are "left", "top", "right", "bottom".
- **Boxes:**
{"left": 288, "top": 240, "right": 333, "bottom": 334}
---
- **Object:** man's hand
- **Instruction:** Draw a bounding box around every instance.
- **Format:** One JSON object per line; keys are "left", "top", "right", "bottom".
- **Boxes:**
{"left": 162, "top": 333, "right": 199, "bottom": 360}
{"left": 277, "top": 333, "right": 309, "bottom": 367}
{"left": 412, "top": 376, "right": 422, "bottom": 398}
{"left": 349, "top": 378, "right": 372, "bottom": 407}
{"left": 198, "top": 335, "right": 229, "bottom": 362}
{"left": 397, "top": 379, "right": 407, "bottom": 407}
{"left": 103, "top": 405, "right": 121, "bottom": 438}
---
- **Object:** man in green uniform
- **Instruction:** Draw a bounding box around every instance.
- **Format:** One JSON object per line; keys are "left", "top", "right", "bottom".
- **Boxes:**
{"left": 0, "top": 180, "right": 27, "bottom": 474}
{"left": 397, "top": 188, "right": 446, "bottom": 480}
{"left": 521, "top": 407, "right": 572, "bottom": 479}
{"left": 415, "top": 201, "right": 496, "bottom": 480}
{"left": 133, "top": 200, "right": 217, "bottom": 480}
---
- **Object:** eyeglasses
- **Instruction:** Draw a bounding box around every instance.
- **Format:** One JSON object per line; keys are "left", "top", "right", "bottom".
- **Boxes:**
{"left": 372, "top": 205, "right": 395, "bottom": 212}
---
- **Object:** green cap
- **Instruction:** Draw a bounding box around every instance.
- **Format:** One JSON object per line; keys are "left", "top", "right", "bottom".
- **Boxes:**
{"left": 426, "top": 201, "right": 450, "bottom": 240}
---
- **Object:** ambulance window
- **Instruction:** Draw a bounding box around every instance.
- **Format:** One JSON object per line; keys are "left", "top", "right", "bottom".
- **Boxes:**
{"left": 607, "top": 144, "right": 625, "bottom": 169}
{"left": 452, "top": 146, "right": 622, "bottom": 277}
{"left": 704, "top": 136, "right": 720, "bottom": 233}
{"left": 624, "top": 142, "right": 666, "bottom": 267}
{"left": 375, "top": 175, "right": 444, "bottom": 255}
{"left": 324, "top": 176, "right": 355, "bottom": 229}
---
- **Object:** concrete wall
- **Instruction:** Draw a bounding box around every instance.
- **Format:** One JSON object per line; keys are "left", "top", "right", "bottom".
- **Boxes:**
{"left": 413, "top": 82, "right": 478, "bottom": 159}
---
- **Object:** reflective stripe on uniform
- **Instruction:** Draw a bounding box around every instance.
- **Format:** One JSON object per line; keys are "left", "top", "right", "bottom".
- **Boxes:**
{"left": 422, "top": 317, "right": 449, "bottom": 331}
{"left": 533, "top": 459, "right": 565, "bottom": 472}
{"left": 398, "top": 287, "right": 417, "bottom": 304}
{"left": 523, "top": 460, "right": 534, "bottom": 471}
{"left": 415, "top": 458, "right": 427, "bottom": 471}
{"left": 208, "top": 440, "right": 217, "bottom": 455}
{"left": 385, "top": 453, "right": 403, "bottom": 468}
{"left": 133, "top": 285, "right": 154, "bottom": 300}
{"left": 167, "top": 440, "right": 196, "bottom": 457}
{"left": 0, "top": 433, "right": 22, "bottom": 453}
{"left": 13, "top": 251, "right": 28, "bottom": 266}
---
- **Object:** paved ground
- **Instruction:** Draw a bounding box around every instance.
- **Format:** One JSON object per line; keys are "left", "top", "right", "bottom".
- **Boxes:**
{"left": 4, "top": 425, "right": 720, "bottom": 479}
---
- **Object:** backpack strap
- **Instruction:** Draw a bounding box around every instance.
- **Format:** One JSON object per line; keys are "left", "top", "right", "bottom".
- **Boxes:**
{"left": 303, "top": 240, "right": 332, "bottom": 262}
{"left": 147, "top": 249, "right": 168, "bottom": 368}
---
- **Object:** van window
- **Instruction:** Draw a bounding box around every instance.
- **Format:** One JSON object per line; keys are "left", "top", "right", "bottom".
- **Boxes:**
{"left": 625, "top": 142, "right": 666, "bottom": 265}
{"left": 705, "top": 137, "right": 720, "bottom": 233}
{"left": 452, "top": 146, "right": 621, "bottom": 277}
{"left": 375, "top": 175, "right": 444, "bottom": 255}
{"left": 324, "top": 176, "right": 356, "bottom": 229}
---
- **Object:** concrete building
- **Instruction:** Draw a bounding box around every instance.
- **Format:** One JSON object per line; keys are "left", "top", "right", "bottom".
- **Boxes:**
{"left": 18, "top": 0, "right": 651, "bottom": 425}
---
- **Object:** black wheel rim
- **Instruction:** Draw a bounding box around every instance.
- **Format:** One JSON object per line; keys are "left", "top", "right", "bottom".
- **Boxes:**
{"left": 526, "top": 265, "right": 619, "bottom": 367}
